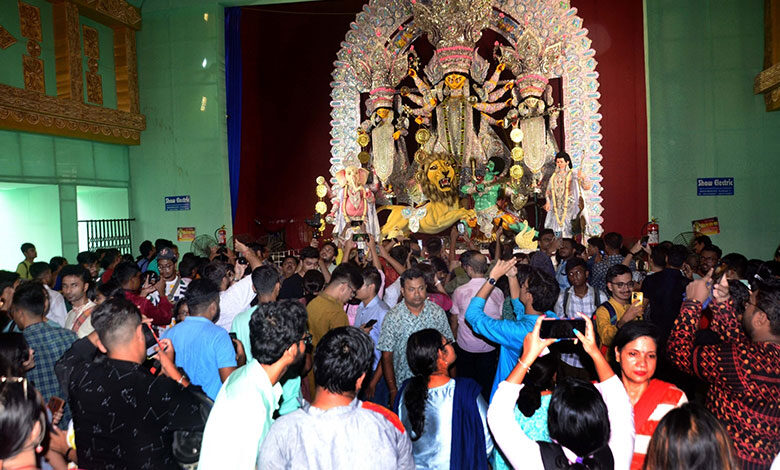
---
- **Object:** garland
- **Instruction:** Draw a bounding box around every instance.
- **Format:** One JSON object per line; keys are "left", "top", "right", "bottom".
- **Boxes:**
{"left": 442, "top": 98, "right": 466, "bottom": 160}
{"left": 551, "top": 169, "right": 572, "bottom": 227}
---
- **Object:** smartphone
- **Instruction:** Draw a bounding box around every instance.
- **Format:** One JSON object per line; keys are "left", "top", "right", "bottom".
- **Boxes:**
{"left": 363, "top": 319, "right": 378, "bottom": 329}
{"left": 144, "top": 323, "right": 161, "bottom": 357}
{"left": 47, "top": 396, "right": 65, "bottom": 415}
{"left": 641, "top": 236, "right": 649, "bottom": 248}
{"left": 631, "top": 292, "right": 643, "bottom": 305}
{"left": 143, "top": 271, "right": 160, "bottom": 286}
{"left": 228, "top": 332, "right": 239, "bottom": 353}
{"left": 539, "top": 319, "right": 586, "bottom": 339}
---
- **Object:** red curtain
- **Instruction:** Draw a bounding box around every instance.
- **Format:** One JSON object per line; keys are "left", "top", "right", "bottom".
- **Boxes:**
{"left": 571, "top": 0, "right": 649, "bottom": 238}
{"left": 234, "top": 0, "right": 648, "bottom": 248}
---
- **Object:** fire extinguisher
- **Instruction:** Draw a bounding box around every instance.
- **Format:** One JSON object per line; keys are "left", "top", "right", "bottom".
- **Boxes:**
{"left": 646, "top": 219, "right": 659, "bottom": 247}
{"left": 215, "top": 225, "right": 227, "bottom": 246}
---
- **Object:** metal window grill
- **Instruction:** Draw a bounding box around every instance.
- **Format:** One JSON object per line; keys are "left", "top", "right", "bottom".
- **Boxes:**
{"left": 269, "top": 249, "right": 299, "bottom": 267}
{"left": 78, "top": 218, "right": 135, "bottom": 253}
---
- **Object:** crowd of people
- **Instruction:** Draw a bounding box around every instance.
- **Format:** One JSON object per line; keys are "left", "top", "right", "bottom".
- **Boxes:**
{"left": 0, "top": 231, "right": 778, "bottom": 470}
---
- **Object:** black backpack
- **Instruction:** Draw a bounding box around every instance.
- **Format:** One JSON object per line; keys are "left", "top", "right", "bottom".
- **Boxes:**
{"left": 171, "top": 387, "right": 213, "bottom": 468}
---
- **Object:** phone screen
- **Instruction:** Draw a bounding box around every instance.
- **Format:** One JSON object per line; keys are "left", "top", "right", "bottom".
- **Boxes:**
{"left": 539, "top": 319, "right": 586, "bottom": 339}
{"left": 631, "top": 292, "right": 644, "bottom": 305}
{"left": 144, "top": 324, "right": 161, "bottom": 357}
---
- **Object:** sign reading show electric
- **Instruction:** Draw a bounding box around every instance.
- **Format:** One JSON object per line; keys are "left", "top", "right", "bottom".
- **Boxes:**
{"left": 697, "top": 178, "right": 734, "bottom": 196}
{"left": 165, "top": 195, "right": 191, "bottom": 211}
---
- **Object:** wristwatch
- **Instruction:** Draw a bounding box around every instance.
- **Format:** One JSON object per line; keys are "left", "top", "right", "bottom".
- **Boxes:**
{"left": 488, "top": 277, "right": 497, "bottom": 286}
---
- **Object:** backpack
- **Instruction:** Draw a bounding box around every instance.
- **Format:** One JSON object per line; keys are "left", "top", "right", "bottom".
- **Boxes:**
{"left": 562, "top": 288, "right": 602, "bottom": 319}
{"left": 538, "top": 441, "right": 571, "bottom": 469}
{"left": 171, "top": 387, "right": 213, "bottom": 468}
{"left": 538, "top": 441, "right": 615, "bottom": 470}
{"left": 592, "top": 300, "right": 618, "bottom": 355}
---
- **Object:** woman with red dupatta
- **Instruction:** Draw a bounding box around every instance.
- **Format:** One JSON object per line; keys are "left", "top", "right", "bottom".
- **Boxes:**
{"left": 613, "top": 321, "right": 687, "bottom": 470}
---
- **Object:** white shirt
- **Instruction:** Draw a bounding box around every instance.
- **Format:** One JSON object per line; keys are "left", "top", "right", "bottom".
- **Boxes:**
{"left": 488, "top": 375, "right": 635, "bottom": 470}
{"left": 216, "top": 276, "right": 255, "bottom": 330}
{"left": 44, "top": 285, "right": 68, "bottom": 328}
{"left": 383, "top": 277, "right": 402, "bottom": 308}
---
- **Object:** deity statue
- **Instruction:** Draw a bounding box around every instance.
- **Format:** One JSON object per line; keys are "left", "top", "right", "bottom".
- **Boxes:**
{"left": 331, "top": 0, "right": 605, "bottom": 241}
{"left": 403, "top": 58, "right": 513, "bottom": 171}
{"left": 327, "top": 165, "right": 381, "bottom": 242}
{"left": 543, "top": 151, "right": 591, "bottom": 237}
{"left": 461, "top": 156, "right": 534, "bottom": 239}
{"left": 380, "top": 151, "right": 475, "bottom": 239}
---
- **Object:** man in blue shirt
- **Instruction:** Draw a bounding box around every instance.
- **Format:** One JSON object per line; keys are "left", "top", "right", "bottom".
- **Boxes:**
{"left": 162, "top": 278, "right": 237, "bottom": 399}
{"left": 354, "top": 266, "right": 390, "bottom": 405}
{"left": 465, "top": 259, "right": 560, "bottom": 399}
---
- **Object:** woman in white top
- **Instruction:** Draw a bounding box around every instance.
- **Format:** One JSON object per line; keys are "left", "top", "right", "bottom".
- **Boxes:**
{"left": 488, "top": 314, "right": 635, "bottom": 470}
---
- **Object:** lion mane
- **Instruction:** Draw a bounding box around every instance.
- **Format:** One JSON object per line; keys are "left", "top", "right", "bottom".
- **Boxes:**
{"left": 414, "top": 151, "right": 460, "bottom": 207}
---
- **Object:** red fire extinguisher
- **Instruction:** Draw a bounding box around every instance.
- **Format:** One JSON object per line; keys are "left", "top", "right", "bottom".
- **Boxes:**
{"left": 215, "top": 225, "right": 227, "bottom": 246}
{"left": 646, "top": 218, "right": 659, "bottom": 247}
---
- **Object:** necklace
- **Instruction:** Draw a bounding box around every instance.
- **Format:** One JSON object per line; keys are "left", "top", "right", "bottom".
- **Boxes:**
{"left": 551, "top": 169, "right": 572, "bottom": 227}
{"left": 442, "top": 98, "right": 466, "bottom": 161}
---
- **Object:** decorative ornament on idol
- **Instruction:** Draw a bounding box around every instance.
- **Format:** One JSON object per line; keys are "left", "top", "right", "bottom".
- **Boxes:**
{"left": 510, "top": 127, "right": 523, "bottom": 143}
{"left": 314, "top": 176, "right": 329, "bottom": 236}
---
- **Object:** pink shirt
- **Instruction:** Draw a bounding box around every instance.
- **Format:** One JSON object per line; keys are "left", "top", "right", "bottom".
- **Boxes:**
{"left": 451, "top": 278, "right": 504, "bottom": 353}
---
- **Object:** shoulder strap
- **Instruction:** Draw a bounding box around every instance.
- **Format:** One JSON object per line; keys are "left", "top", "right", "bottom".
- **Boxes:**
{"left": 597, "top": 300, "right": 618, "bottom": 325}
{"left": 537, "top": 441, "right": 569, "bottom": 469}
{"left": 562, "top": 288, "right": 571, "bottom": 317}
{"left": 593, "top": 289, "right": 601, "bottom": 308}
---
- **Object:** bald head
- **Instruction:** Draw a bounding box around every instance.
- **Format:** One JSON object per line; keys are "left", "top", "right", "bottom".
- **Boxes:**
{"left": 464, "top": 252, "right": 488, "bottom": 277}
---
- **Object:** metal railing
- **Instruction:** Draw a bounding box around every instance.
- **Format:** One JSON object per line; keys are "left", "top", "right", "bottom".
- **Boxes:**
{"left": 78, "top": 218, "right": 135, "bottom": 253}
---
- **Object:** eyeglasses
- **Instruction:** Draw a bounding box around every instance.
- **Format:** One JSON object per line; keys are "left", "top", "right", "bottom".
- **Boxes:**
{"left": 439, "top": 339, "right": 456, "bottom": 350}
{"left": 610, "top": 281, "right": 634, "bottom": 289}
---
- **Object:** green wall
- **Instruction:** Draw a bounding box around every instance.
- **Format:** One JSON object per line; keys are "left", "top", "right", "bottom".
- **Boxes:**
{"left": 0, "top": 0, "right": 129, "bottom": 266}
{"left": 0, "top": 183, "right": 62, "bottom": 270}
{"left": 646, "top": 0, "right": 780, "bottom": 259}
{"left": 129, "top": 2, "right": 231, "bottom": 252}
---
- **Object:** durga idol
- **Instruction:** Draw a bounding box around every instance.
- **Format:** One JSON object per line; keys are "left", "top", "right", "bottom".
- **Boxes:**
{"left": 544, "top": 151, "right": 591, "bottom": 238}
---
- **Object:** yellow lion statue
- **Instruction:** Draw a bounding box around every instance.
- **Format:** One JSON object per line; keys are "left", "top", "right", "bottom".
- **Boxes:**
{"left": 380, "top": 152, "right": 475, "bottom": 238}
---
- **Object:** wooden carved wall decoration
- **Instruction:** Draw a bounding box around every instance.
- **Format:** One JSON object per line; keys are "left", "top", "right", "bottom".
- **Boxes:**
{"left": 19, "top": 1, "right": 45, "bottom": 94}
{"left": 0, "top": 0, "right": 145, "bottom": 145}
{"left": 755, "top": 0, "right": 780, "bottom": 111}
{"left": 0, "top": 26, "right": 17, "bottom": 50}
{"left": 83, "top": 25, "right": 102, "bottom": 105}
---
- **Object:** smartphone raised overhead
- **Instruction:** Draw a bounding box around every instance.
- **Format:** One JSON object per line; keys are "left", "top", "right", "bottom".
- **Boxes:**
{"left": 539, "top": 319, "right": 586, "bottom": 339}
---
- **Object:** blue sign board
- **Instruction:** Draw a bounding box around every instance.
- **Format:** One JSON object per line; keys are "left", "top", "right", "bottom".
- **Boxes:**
{"left": 165, "top": 195, "right": 191, "bottom": 211}
{"left": 697, "top": 178, "right": 734, "bottom": 196}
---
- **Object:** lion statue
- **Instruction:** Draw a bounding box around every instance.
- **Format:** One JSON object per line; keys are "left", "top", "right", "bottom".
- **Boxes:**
{"left": 380, "top": 151, "right": 475, "bottom": 238}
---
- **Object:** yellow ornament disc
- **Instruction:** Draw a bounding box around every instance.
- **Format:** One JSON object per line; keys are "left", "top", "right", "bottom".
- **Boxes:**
{"left": 415, "top": 128, "right": 431, "bottom": 144}
{"left": 315, "top": 176, "right": 325, "bottom": 185}
{"left": 315, "top": 201, "right": 328, "bottom": 214}
{"left": 510, "top": 128, "right": 524, "bottom": 143}
{"left": 358, "top": 151, "right": 371, "bottom": 164}
{"left": 511, "top": 146, "right": 525, "bottom": 161}
{"left": 316, "top": 184, "right": 328, "bottom": 198}
{"left": 357, "top": 133, "right": 370, "bottom": 148}
{"left": 510, "top": 165, "right": 524, "bottom": 180}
